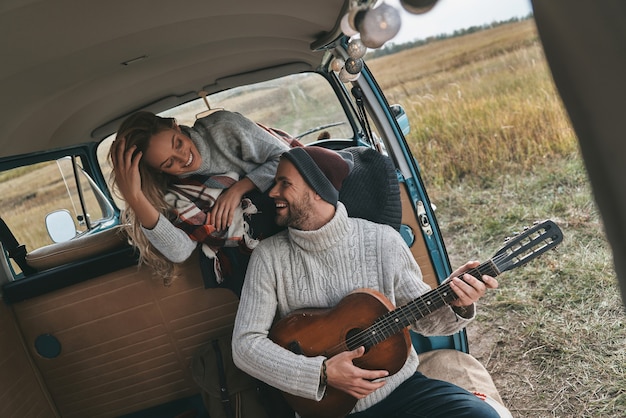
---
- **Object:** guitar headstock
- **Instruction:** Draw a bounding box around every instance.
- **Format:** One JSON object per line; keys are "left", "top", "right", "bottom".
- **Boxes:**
{"left": 492, "top": 220, "right": 563, "bottom": 274}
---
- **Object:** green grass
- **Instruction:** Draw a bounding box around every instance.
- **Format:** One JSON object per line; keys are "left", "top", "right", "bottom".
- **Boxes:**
{"left": 449, "top": 158, "right": 625, "bottom": 417}
{"left": 369, "top": 20, "right": 575, "bottom": 185}
{"left": 367, "top": 20, "right": 625, "bottom": 417}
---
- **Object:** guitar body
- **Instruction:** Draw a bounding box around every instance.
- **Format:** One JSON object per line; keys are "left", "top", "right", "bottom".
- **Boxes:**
{"left": 269, "top": 288, "right": 411, "bottom": 418}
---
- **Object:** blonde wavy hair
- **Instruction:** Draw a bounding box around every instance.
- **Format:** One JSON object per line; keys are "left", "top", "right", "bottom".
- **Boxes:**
{"left": 108, "top": 111, "right": 182, "bottom": 286}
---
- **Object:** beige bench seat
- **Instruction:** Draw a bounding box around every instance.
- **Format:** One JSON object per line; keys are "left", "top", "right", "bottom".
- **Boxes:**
{"left": 26, "top": 226, "right": 127, "bottom": 271}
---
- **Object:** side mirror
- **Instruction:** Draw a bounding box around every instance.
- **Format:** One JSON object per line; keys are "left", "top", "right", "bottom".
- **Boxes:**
{"left": 390, "top": 104, "right": 410, "bottom": 135}
{"left": 45, "top": 210, "right": 77, "bottom": 243}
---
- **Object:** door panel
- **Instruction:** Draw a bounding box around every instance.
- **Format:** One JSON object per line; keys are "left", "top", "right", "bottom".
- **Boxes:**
{"left": 11, "top": 251, "right": 238, "bottom": 418}
{"left": 0, "top": 301, "right": 59, "bottom": 417}
{"left": 399, "top": 185, "right": 438, "bottom": 289}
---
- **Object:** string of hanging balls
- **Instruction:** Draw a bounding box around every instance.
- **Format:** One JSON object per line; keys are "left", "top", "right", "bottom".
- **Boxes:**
{"left": 332, "top": 0, "right": 438, "bottom": 83}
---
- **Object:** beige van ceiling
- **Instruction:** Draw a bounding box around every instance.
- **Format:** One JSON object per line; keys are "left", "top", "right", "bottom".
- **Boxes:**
{"left": 0, "top": 0, "right": 347, "bottom": 158}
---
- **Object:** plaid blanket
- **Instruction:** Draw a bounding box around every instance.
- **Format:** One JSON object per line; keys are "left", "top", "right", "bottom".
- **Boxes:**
{"left": 163, "top": 122, "right": 299, "bottom": 293}
{"left": 164, "top": 172, "right": 259, "bottom": 284}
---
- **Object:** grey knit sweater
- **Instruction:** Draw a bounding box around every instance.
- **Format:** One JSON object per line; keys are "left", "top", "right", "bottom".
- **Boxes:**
{"left": 232, "top": 203, "right": 474, "bottom": 413}
{"left": 142, "top": 110, "right": 289, "bottom": 262}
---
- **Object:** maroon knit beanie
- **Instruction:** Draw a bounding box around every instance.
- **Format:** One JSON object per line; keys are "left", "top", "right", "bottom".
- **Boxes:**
{"left": 282, "top": 146, "right": 354, "bottom": 206}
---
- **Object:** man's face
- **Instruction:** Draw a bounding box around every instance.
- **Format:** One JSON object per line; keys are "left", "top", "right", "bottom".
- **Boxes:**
{"left": 269, "top": 159, "right": 315, "bottom": 230}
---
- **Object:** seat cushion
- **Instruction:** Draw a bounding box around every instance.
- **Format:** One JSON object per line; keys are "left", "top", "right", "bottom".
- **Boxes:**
{"left": 339, "top": 146, "right": 402, "bottom": 230}
{"left": 417, "top": 349, "right": 509, "bottom": 411}
{"left": 26, "top": 226, "right": 127, "bottom": 271}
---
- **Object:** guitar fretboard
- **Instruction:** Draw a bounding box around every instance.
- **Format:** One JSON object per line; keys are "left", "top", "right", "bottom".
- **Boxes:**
{"left": 357, "top": 260, "right": 500, "bottom": 348}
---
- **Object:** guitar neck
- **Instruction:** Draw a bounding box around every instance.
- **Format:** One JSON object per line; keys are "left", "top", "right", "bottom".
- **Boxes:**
{"left": 367, "top": 259, "right": 500, "bottom": 345}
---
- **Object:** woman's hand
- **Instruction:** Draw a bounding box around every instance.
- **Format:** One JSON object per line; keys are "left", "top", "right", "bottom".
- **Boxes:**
{"left": 210, "top": 177, "right": 256, "bottom": 231}
{"left": 110, "top": 137, "right": 160, "bottom": 229}
{"left": 110, "top": 137, "right": 143, "bottom": 203}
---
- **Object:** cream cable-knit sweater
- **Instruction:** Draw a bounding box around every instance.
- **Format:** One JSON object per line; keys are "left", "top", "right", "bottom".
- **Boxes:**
{"left": 232, "top": 203, "right": 474, "bottom": 413}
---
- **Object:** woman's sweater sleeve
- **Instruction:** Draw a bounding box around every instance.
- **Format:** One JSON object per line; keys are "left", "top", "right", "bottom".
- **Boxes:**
{"left": 200, "top": 112, "right": 289, "bottom": 192}
{"left": 141, "top": 213, "right": 197, "bottom": 263}
{"left": 231, "top": 113, "right": 289, "bottom": 191}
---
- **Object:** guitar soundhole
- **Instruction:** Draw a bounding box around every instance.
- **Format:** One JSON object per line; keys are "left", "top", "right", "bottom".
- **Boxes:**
{"left": 287, "top": 341, "right": 303, "bottom": 354}
{"left": 345, "top": 328, "right": 370, "bottom": 352}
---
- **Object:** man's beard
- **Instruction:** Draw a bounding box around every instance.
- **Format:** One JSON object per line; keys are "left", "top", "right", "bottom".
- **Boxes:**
{"left": 275, "top": 192, "right": 312, "bottom": 230}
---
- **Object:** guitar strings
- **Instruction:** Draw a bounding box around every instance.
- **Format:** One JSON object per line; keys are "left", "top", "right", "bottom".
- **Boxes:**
{"left": 325, "top": 229, "right": 554, "bottom": 355}
{"left": 325, "top": 262, "right": 492, "bottom": 354}
{"left": 327, "top": 249, "right": 530, "bottom": 355}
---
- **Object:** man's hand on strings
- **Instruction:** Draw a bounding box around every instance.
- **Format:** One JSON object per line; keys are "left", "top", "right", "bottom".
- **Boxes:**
{"left": 447, "top": 260, "right": 499, "bottom": 307}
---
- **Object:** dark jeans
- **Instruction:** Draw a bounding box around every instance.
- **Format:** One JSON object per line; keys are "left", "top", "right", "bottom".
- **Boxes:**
{"left": 348, "top": 371, "right": 500, "bottom": 418}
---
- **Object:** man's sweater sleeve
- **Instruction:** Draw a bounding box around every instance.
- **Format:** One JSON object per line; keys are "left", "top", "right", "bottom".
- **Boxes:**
{"left": 141, "top": 214, "right": 197, "bottom": 263}
{"left": 384, "top": 229, "right": 474, "bottom": 336}
{"left": 232, "top": 243, "right": 326, "bottom": 401}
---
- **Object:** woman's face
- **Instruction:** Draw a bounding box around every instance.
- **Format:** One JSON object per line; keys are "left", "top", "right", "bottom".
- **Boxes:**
{"left": 142, "top": 127, "right": 202, "bottom": 175}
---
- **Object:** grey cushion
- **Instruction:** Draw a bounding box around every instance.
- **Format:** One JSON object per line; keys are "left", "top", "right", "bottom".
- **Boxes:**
{"left": 339, "top": 146, "right": 402, "bottom": 230}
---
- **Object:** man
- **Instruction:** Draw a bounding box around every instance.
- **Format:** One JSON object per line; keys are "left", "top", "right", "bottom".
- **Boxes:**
{"left": 232, "top": 146, "right": 500, "bottom": 417}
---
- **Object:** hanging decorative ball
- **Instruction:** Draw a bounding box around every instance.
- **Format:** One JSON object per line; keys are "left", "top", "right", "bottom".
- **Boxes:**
{"left": 359, "top": 33, "right": 382, "bottom": 49}
{"left": 330, "top": 57, "right": 345, "bottom": 72}
{"left": 344, "top": 57, "right": 363, "bottom": 74}
{"left": 400, "top": 0, "right": 439, "bottom": 14}
{"left": 338, "top": 67, "right": 360, "bottom": 83}
{"left": 356, "top": 2, "right": 402, "bottom": 49}
{"left": 346, "top": 38, "right": 367, "bottom": 59}
{"left": 347, "top": 6, "right": 367, "bottom": 33}
{"left": 347, "top": 71, "right": 361, "bottom": 81}
{"left": 340, "top": 13, "right": 359, "bottom": 37}
{"left": 338, "top": 68, "right": 352, "bottom": 83}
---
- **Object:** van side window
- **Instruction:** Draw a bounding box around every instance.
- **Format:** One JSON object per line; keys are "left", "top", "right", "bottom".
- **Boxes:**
{"left": 98, "top": 72, "right": 355, "bottom": 204}
{"left": 0, "top": 155, "right": 115, "bottom": 277}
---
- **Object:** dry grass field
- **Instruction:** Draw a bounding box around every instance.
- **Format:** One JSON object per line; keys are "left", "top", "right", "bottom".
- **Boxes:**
{"left": 367, "top": 20, "right": 625, "bottom": 417}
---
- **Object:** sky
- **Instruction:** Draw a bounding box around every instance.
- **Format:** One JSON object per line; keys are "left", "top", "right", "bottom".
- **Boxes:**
{"left": 384, "top": 0, "right": 533, "bottom": 44}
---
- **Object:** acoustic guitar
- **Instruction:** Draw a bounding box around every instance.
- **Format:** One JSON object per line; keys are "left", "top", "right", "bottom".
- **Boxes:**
{"left": 269, "top": 220, "right": 563, "bottom": 418}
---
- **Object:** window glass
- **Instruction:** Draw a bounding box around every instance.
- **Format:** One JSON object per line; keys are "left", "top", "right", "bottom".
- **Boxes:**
{"left": 0, "top": 155, "right": 113, "bottom": 276}
{"left": 98, "top": 72, "right": 354, "bottom": 205}
{"left": 165, "top": 72, "right": 354, "bottom": 143}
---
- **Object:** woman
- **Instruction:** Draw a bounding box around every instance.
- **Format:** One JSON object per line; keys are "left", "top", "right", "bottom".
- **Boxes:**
{"left": 109, "top": 110, "right": 290, "bottom": 286}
